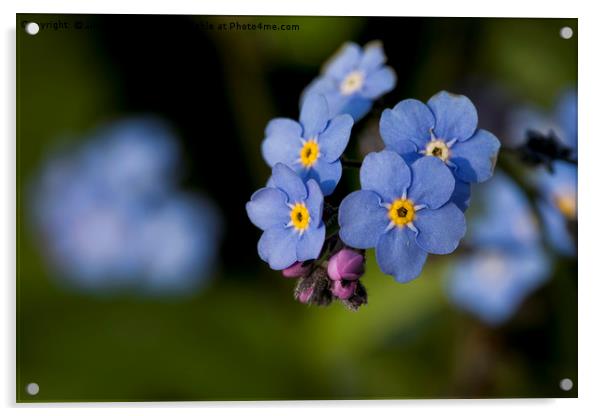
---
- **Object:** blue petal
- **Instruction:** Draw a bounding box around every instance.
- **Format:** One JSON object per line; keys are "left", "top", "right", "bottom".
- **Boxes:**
{"left": 358, "top": 42, "right": 386, "bottom": 72}
{"left": 318, "top": 114, "right": 353, "bottom": 162}
{"left": 380, "top": 112, "right": 418, "bottom": 155}
{"left": 324, "top": 42, "right": 362, "bottom": 80}
{"left": 340, "top": 96, "right": 373, "bottom": 121}
{"left": 538, "top": 200, "right": 576, "bottom": 256}
{"left": 301, "top": 77, "right": 338, "bottom": 117}
{"left": 414, "top": 203, "right": 466, "bottom": 254}
{"left": 361, "top": 67, "right": 396, "bottom": 99}
{"left": 380, "top": 99, "right": 434, "bottom": 152}
{"left": 246, "top": 187, "right": 290, "bottom": 231}
{"left": 304, "top": 179, "right": 324, "bottom": 224}
{"left": 536, "top": 161, "right": 577, "bottom": 202}
{"left": 376, "top": 227, "right": 428, "bottom": 283}
{"left": 261, "top": 118, "right": 303, "bottom": 167}
{"left": 407, "top": 156, "right": 455, "bottom": 209}
{"left": 450, "top": 129, "right": 500, "bottom": 183}
{"left": 450, "top": 180, "right": 471, "bottom": 212}
{"left": 360, "top": 150, "right": 411, "bottom": 202}
{"left": 427, "top": 91, "right": 478, "bottom": 141}
{"left": 339, "top": 190, "right": 390, "bottom": 249}
{"left": 257, "top": 226, "right": 299, "bottom": 270}
{"left": 297, "top": 223, "right": 326, "bottom": 261}
{"left": 304, "top": 158, "right": 342, "bottom": 196}
{"left": 300, "top": 94, "right": 330, "bottom": 138}
{"left": 270, "top": 163, "right": 307, "bottom": 202}
{"left": 554, "top": 89, "right": 578, "bottom": 151}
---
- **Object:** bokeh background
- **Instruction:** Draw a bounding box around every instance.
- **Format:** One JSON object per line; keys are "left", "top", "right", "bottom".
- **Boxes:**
{"left": 17, "top": 14, "right": 577, "bottom": 401}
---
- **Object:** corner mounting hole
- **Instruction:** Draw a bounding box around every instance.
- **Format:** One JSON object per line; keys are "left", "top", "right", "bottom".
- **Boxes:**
{"left": 25, "top": 22, "right": 40, "bottom": 36}
{"left": 559, "top": 378, "right": 573, "bottom": 391}
{"left": 26, "top": 382, "right": 39, "bottom": 396}
{"left": 560, "top": 26, "right": 573, "bottom": 39}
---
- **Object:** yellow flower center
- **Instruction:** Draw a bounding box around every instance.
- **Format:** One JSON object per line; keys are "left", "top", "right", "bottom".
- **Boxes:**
{"left": 290, "top": 203, "right": 311, "bottom": 232}
{"left": 555, "top": 194, "right": 577, "bottom": 219}
{"left": 340, "top": 70, "right": 364, "bottom": 96}
{"left": 299, "top": 139, "right": 320, "bottom": 168}
{"left": 425, "top": 139, "right": 450, "bottom": 161}
{"left": 388, "top": 198, "right": 416, "bottom": 227}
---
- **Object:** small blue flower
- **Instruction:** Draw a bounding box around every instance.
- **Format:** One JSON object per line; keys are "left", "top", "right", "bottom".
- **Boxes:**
{"left": 379, "top": 91, "right": 501, "bottom": 211}
{"left": 82, "top": 118, "right": 180, "bottom": 200}
{"left": 447, "top": 173, "right": 550, "bottom": 325}
{"left": 136, "top": 195, "right": 223, "bottom": 294}
{"left": 448, "top": 247, "right": 549, "bottom": 326}
{"left": 338, "top": 150, "right": 466, "bottom": 283}
{"left": 261, "top": 94, "right": 353, "bottom": 196}
{"left": 246, "top": 163, "right": 326, "bottom": 270}
{"left": 535, "top": 161, "right": 577, "bottom": 256}
{"left": 301, "top": 41, "right": 397, "bottom": 121}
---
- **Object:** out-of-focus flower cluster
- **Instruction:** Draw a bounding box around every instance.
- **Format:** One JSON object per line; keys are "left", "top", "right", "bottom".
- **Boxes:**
{"left": 444, "top": 87, "right": 577, "bottom": 325}
{"left": 30, "top": 118, "right": 223, "bottom": 296}
{"left": 246, "top": 41, "right": 501, "bottom": 309}
{"left": 447, "top": 173, "right": 550, "bottom": 325}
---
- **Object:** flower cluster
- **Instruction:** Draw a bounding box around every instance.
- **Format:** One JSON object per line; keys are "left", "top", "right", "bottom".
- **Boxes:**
{"left": 246, "top": 41, "right": 501, "bottom": 309}
{"left": 31, "top": 118, "right": 223, "bottom": 296}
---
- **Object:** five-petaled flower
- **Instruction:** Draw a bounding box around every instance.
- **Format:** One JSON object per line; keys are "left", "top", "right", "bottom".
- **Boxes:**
{"left": 261, "top": 94, "right": 353, "bottom": 196}
{"left": 302, "top": 41, "right": 397, "bottom": 121}
{"left": 380, "top": 91, "right": 500, "bottom": 211}
{"left": 338, "top": 150, "right": 466, "bottom": 282}
{"left": 246, "top": 163, "right": 326, "bottom": 270}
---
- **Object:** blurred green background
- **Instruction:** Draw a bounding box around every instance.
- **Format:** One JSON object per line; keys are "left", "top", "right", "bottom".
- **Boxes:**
{"left": 17, "top": 15, "right": 577, "bottom": 401}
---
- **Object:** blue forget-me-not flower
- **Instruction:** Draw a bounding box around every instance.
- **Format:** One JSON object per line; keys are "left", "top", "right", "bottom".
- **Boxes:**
{"left": 338, "top": 150, "right": 466, "bottom": 283}
{"left": 447, "top": 173, "right": 550, "bottom": 325}
{"left": 301, "top": 41, "right": 396, "bottom": 121}
{"left": 246, "top": 163, "right": 326, "bottom": 270}
{"left": 262, "top": 94, "right": 353, "bottom": 196}
{"left": 380, "top": 91, "right": 501, "bottom": 211}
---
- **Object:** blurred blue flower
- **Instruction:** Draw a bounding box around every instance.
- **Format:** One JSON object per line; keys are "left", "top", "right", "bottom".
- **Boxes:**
{"left": 508, "top": 88, "right": 577, "bottom": 255}
{"left": 535, "top": 161, "right": 577, "bottom": 255}
{"left": 246, "top": 163, "right": 325, "bottom": 270}
{"left": 301, "top": 41, "right": 396, "bottom": 121}
{"left": 30, "top": 118, "right": 222, "bottom": 296}
{"left": 81, "top": 119, "right": 180, "bottom": 201}
{"left": 380, "top": 91, "right": 501, "bottom": 212}
{"left": 508, "top": 88, "right": 577, "bottom": 155}
{"left": 262, "top": 94, "right": 353, "bottom": 196}
{"left": 339, "top": 150, "right": 466, "bottom": 283}
{"left": 135, "top": 195, "right": 222, "bottom": 295}
{"left": 448, "top": 247, "right": 549, "bottom": 326}
{"left": 447, "top": 173, "right": 550, "bottom": 325}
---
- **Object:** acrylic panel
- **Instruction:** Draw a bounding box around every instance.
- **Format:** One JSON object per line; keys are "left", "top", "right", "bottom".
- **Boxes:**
{"left": 16, "top": 14, "right": 577, "bottom": 401}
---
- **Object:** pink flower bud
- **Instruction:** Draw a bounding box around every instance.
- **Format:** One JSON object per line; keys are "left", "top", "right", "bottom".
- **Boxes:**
{"left": 327, "top": 249, "right": 364, "bottom": 281}
{"left": 282, "top": 261, "right": 309, "bottom": 278}
{"left": 332, "top": 280, "right": 357, "bottom": 300}
{"left": 297, "top": 286, "right": 314, "bottom": 304}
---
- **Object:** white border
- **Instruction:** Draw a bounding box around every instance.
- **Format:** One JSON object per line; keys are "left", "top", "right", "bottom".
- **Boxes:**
{"left": 3, "top": 1, "right": 601, "bottom": 415}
